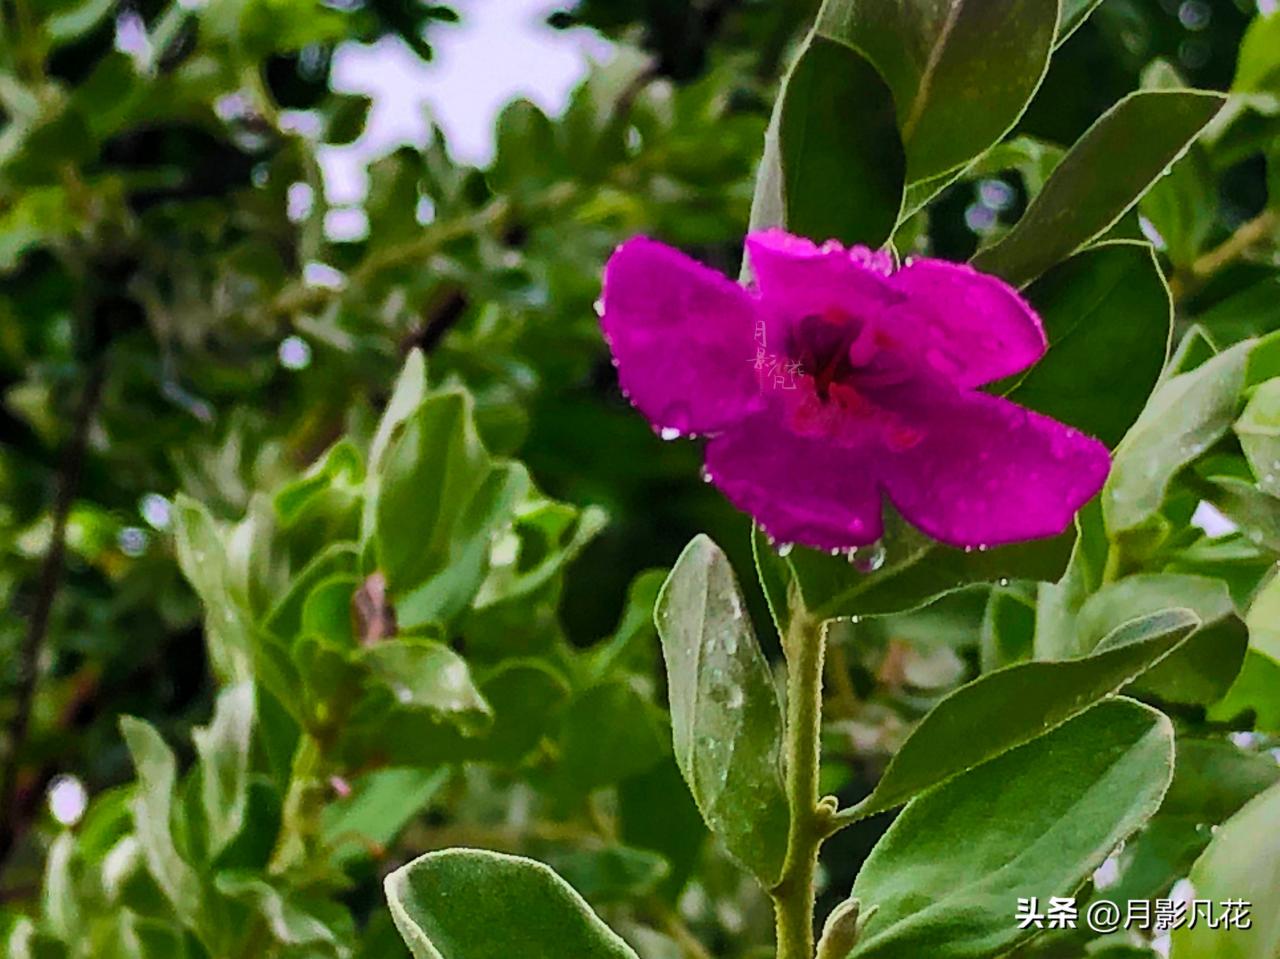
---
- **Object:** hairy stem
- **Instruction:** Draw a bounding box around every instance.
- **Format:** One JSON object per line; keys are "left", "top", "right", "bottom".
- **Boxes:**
{"left": 771, "top": 609, "right": 831, "bottom": 959}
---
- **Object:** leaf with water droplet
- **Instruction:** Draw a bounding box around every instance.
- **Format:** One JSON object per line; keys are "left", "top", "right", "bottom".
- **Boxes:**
{"left": 656, "top": 536, "right": 789, "bottom": 886}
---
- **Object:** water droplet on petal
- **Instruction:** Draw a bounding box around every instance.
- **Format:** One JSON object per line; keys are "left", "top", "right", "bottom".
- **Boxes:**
{"left": 593, "top": 298, "right": 605, "bottom": 317}
{"left": 660, "top": 426, "right": 682, "bottom": 441}
{"left": 700, "top": 466, "right": 714, "bottom": 484}
{"left": 777, "top": 543, "right": 794, "bottom": 557}
{"left": 849, "top": 540, "right": 886, "bottom": 573}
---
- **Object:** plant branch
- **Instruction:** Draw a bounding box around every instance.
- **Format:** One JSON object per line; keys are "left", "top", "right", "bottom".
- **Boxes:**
{"left": 771, "top": 609, "right": 833, "bottom": 959}
{"left": 0, "top": 355, "right": 108, "bottom": 867}
{"left": 1172, "top": 209, "right": 1278, "bottom": 300}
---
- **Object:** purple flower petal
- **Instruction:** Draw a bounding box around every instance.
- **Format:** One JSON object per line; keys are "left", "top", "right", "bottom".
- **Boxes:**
{"left": 602, "top": 238, "right": 764, "bottom": 435}
{"left": 878, "top": 381, "right": 1111, "bottom": 549}
{"left": 885, "top": 259, "right": 1046, "bottom": 388}
{"left": 704, "top": 407, "right": 884, "bottom": 551}
{"left": 745, "top": 230, "right": 901, "bottom": 325}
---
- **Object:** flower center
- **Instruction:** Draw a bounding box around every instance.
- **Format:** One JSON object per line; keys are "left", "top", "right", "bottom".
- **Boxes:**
{"left": 786, "top": 312, "right": 878, "bottom": 401}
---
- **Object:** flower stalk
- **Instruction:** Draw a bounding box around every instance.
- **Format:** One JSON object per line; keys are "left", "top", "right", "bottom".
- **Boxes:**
{"left": 771, "top": 608, "right": 833, "bottom": 959}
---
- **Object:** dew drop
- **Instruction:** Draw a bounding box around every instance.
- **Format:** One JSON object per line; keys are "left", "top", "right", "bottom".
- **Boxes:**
{"left": 660, "top": 426, "right": 682, "bottom": 441}
{"left": 700, "top": 466, "right": 714, "bottom": 484}
{"left": 593, "top": 298, "right": 605, "bottom": 317}
{"left": 726, "top": 687, "right": 744, "bottom": 709}
{"left": 777, "top": 543, "right": 794, "bottom": 557}
{"left": 849, "top": 540, "right": 886, "bottom": 573}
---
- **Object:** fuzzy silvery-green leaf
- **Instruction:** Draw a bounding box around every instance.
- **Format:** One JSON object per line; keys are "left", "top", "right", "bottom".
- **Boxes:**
{"left": 655, "top": 535, "right": 789, "bottom": 886}
{"left": 847, "top": 699, "right": 1174, "bottom": 959}
{"left": 1170, "top": 781, "right": 1280, "bottom": 959}
{"left": 1105, "top": 337, "right": 1256, "bottom": 540}
{"left": 1235, "top": 378, "right": 1280, "bottom": 497}
{"left": 385, "top": 849, "right": 639, "bottom": 959}
{"left": 1074, "top": 574, "right": 1249, "bottom": 705}
{"left": 843, "top": 607, "right": 1197, "bottom": 822}
{"left": 973, "top": 90, "right": 1226, "bottom": 287}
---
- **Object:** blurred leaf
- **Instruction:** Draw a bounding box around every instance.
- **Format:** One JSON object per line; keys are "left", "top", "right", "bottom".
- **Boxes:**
{"left": 544, "top": 846, "right": 669, "bottom": 904}
{"left": 973, "top": 90, "right": 1226, "bottom": 287}
{"left": 192, "top": 683, "right": 255, "bottom": 860}
{"left": 120, "top": 719, "right": 203, "bottom": 928}
{"left": 1234, "top": 12, "right": 1280, "bottom": 94}
{"left": 321, "top": 768, "right": 448, "bottom": 867}
{"left": 385, "top": 850, "right": 639, "bottom": 959}
{"left": 559, "top": 681, "right": 667, "bottom": 793}
{"left": 846, "top": 699, "right": 1173, "bottom": 959}
{"left": 655, "top": 535, "right": 789, "bottom": 886}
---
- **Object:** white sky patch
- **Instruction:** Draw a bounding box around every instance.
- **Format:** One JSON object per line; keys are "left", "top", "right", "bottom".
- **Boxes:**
{"left": 321, "top": 0, "right": 612, "bottom": 207}
{"left": 1190, "top": 501, "right": 1238, "bottom": 538}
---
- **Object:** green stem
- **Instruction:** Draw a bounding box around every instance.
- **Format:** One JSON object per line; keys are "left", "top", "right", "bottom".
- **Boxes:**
{"left": 771, "top": 609, "right": 831, "bottom": 959}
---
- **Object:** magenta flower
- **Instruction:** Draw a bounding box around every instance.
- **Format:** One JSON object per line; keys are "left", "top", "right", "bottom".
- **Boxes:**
{"left": 598, "top": 229, "right": 1111, "bottom": 552}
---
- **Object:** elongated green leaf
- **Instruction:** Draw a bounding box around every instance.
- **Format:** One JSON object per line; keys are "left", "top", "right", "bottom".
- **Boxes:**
{"left": 655, "top": 535, "right": 789, "bottom": 885}
{"left": 1235, "top": 378, "right": 1280, "bottom": 496}
{"left": 816, "top": 0, "right": 1057, "bottom": 181}
{"left": 776, "top": 36, "right": 904, "bottom": 247}
{"left": 848, "top": 699, "right": 1174, "bottom": 959}
{"left": 972, "top": 90, "right": 1225, "bottom": 286}
{"left": 1105, "top": 338, "right": 1254, "bottom": 538}
{"left": 191, "top": 682, "right": 254, "bottom": 860}
{"left": 1012, "top": 241, "right": 1171, "bottom": 448}
{"left": 120, "top": 718, "right": 203, "bottom": 925}
{"left": 215, "top": 874, "right": 351, "bottom": 956}
{"left": 845, "top": 607, "right": 1196, "bottom": 821}
{"left": 385, "top": 849, "right": 639, "bottom": 959}
{"left": 1170, "top": 782, "right": 1280, "bottom": 959}
{"left": 1075, "top": 574, "right": 1248, "bottom": 705}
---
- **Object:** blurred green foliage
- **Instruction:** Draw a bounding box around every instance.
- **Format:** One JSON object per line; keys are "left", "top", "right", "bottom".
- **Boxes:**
{"left": 1, "top": 0, "right": 1280, "bottom": 957}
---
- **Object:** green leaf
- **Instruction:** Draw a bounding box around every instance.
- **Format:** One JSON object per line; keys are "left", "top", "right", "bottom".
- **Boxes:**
{"left": 369, "top": 349, "right": 428, "bottom": 480}
{"left": 816, "top": 0, "right": 1057, "bottom": 181}
{"left": 1057, "top": 0, "right": 1106, "bottom": 44}
{"left": 384, "top": 849, "right": 639, "bottom": 959}
{"left": 972, "top": 90, "right": 1226, "bottom": 287}
{"left": 772, "top": 35, "right": 905, "bottom": 248}
{"left": 847, "top": 699, "right": 1174, "bottom": 959}
{"left": 1012, "top": 241, "right": 1171, "bottom": 448}
{"left": 373, "top": 389, "right": 514, "bottom": 603}
{"left": 1170, "top": 782, "right": 1280, "bottom": 959}
{"left": 654, "top": 535, "right": 789, "bottom": 886}
{"left": 558, "top": 681, "right": 668, "bottom": 792}
{"left": 544, "top": 846, "right": 670, "bottom": 904}
{"left": 843, "top": 607, "right": 1196, "bottom": 822}
{"left": 360, "top": 639, "right": 492, "bottom": 735}
{"left": 191, "top": 683, "right": 254, "bottom": 861}
{"left": 783, "top": 508, "right": 1073, "bottom": 621}
{"left": 1211, "top": 650, "right": 1280, "bottom": 732}
{"left": 1235, "top": 378, "right": 1280, "bottom": 496}
{"left": 214, "top": 874, "right": 352, "bottom": 957}
{"left": 1074, "top": 574, "right": 1248, "bottom": 705}
{"left": 119, "top": 718, "right": 203, "bottom": 926}
{"left": 321, "top": 768, "right": 448, "bottom": 867}
{"left": 1234, "top": 12, "right": 1280, "bottom": 94}
{"left": 1105, "top": 338, "right": 1254, "bottom": 539}
{"left": 1138, "top": 145, "right": 1216, "bottom": 268}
